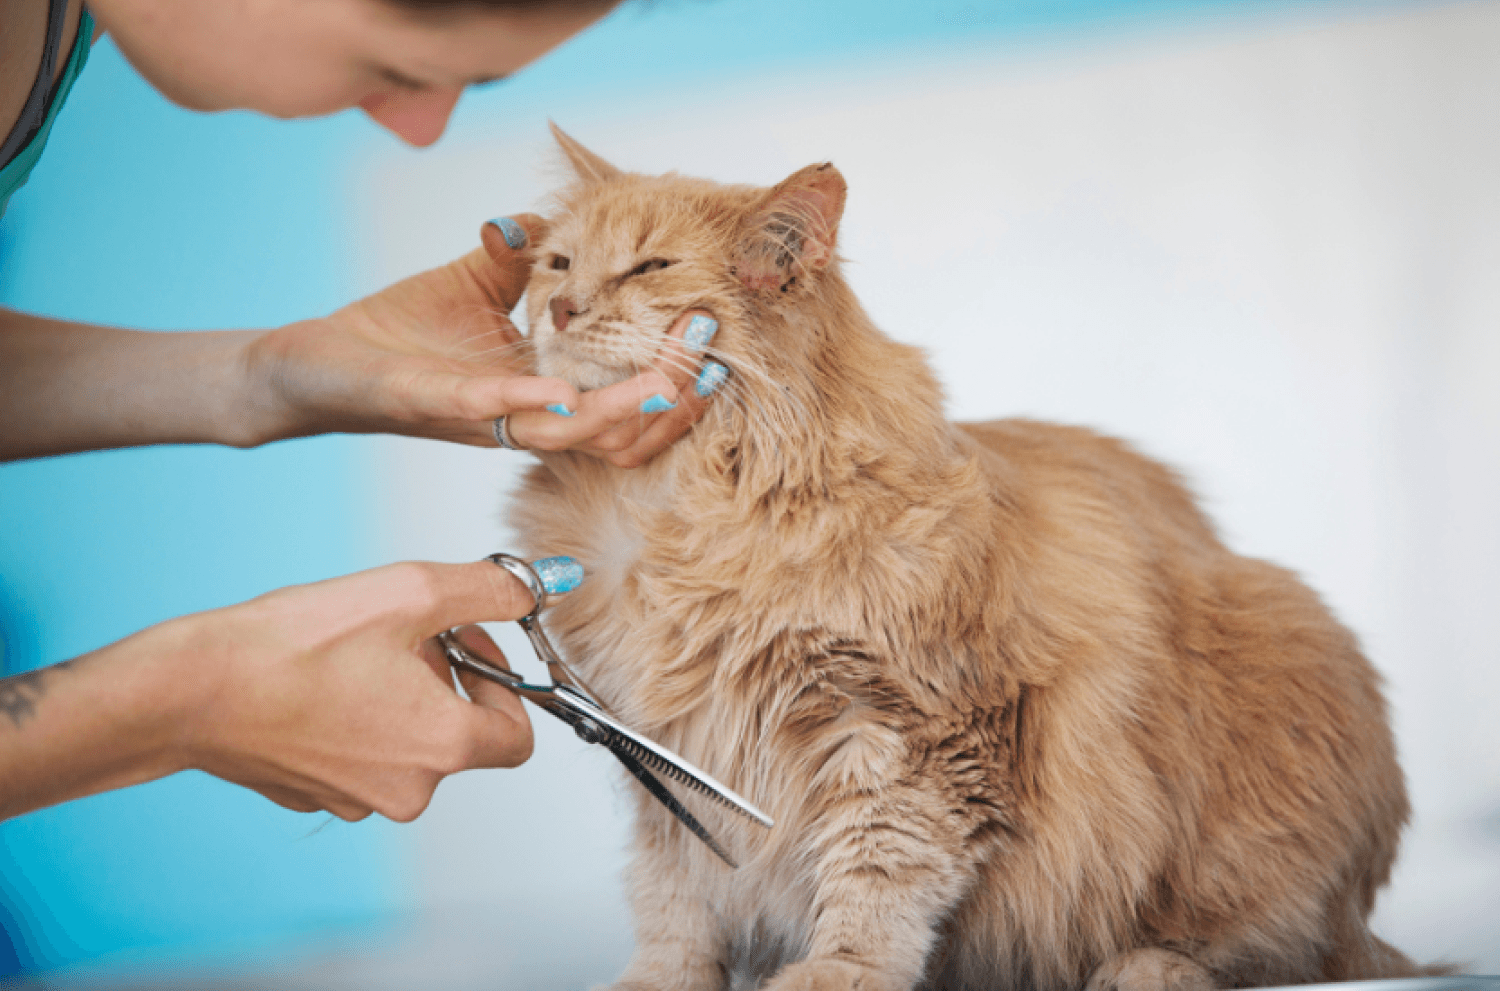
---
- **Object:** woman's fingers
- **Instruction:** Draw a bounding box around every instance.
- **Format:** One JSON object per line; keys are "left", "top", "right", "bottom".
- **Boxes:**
{"left": 504, "top": 369, "right": 680, "bottom": 452}
{"left": 446, "top": 624, "right": 534, "bottom": 769}
{"left": 476, "top": 213, "right": 550, "bottom": 313}
{"left": 257, "top": 783, "right": 325, "bottom": 815}
{"left": 658, "top": 312, "right": 720, "bottom": 397}
{"left": 404, "top": 559, "right": 541, "bottom": 634}
{"left": 369, "top": 367, "right": 580, "bottom": 447}
{"left": 607, "top": 312, "right": 723, "bottom": 467}
{"left": 241, "top": 776, "right": 373, "bottom": 822}
{"left": 400, "top": 554, "right": 584, "bottom": 637}
{"left": 448, "top": 372, "right": 581, "bottom": 426}
{"left": 579, "top": 310, "right": 721, "bottom": 467}
{"left": 417, "top": 632, "right": 458, "bottom": 687}
{"left": 459, "top": 307, "right": 723, "bottom": 462}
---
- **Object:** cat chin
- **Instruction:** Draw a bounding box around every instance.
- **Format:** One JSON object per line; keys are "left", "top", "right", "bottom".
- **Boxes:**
{"left": 535, "top": 352, "right": 635, "bottom": 392}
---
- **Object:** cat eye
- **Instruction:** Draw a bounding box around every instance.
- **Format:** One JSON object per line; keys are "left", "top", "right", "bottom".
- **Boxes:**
{"left": 550, "top": 255, "right": 571, "bottom": 271}
{"left": 626, "top": 258, "right": 673, "bottom": 278}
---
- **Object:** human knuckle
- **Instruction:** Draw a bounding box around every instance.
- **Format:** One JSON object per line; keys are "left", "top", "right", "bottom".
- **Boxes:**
{"left": 505, "top": 728, "right": 536, "bottom": 768}
{"left": 598, "top": 432, "right": 635, "bottom": 454}
{"left": 333, "top": 804, "right": 373, "bottom": 823}
{"left": 385, "top": 802, "right": 421, "bottom": 824}
{"left": 386, "top": 788, "right": 434, "bottom": 824}
{"left": 437, "top": 730, "right": 475, "bottom": 776}
{"left": 278, "top": 794, "right": 320, "bottom": 814}
{"left": 391, "top": 562, "right": 445, "bottom": 616}
{"left": 611, "top": 449, "right": 650, "bottom": 470}
{"left": 528, "top": 428, "right": 570, "bottom": 452}
{"left": 496, "top": 575, "right": 535, "bottom": 616}
{"left": 426, "top": 714, "right": 476, "bottom": 771}
{"left": 452, "top": 389, "right": 491, "bottom": 421}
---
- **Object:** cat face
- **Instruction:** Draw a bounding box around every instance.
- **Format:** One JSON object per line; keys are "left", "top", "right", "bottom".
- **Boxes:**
{"left": 526, "top": 126, "right": 848, "bottom": 394}
{"left": 525, "top": 170, "right": 743, "bottom": 391}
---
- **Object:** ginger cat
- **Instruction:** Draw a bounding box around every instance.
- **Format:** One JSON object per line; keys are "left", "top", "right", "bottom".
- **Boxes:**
{"left": 507, "top": 126, "right": 1431, "bottom": 990}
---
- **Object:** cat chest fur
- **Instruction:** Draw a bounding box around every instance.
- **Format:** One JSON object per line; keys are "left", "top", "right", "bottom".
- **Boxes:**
{"left": 511, "top": 435, "right": 1027, "bottom": 973}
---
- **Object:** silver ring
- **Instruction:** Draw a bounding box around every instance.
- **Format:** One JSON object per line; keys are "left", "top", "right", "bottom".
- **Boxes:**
{"left": 492, "top": 415, "right": 526, "bottom": 451}
{"left": 487, "top": 553, "right": 546, "bottom": 620}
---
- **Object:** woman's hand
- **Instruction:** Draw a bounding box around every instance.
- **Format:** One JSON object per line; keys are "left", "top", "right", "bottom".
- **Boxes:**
{"left": 0, "top": 216, "right": 716, "bottom": 465}
{"left": 246, "top": 214, "right": 717, "bottom": 467}
{"left": 0, "top": 557, "right": 578, "bottom": 823}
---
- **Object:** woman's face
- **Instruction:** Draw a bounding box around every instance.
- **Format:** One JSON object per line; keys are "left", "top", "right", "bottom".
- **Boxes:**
{"left": 88, "top": 0, "right": 614, "bottom": 146}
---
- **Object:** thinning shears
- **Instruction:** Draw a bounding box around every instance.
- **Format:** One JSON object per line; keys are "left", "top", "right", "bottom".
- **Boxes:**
{"left": 438, "top": 554, "right": 773, "bottom": 868}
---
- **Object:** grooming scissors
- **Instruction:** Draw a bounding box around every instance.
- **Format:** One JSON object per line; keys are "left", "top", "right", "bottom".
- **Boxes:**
{"left": 438, "top": 554, "right": 773, "bottom": 868}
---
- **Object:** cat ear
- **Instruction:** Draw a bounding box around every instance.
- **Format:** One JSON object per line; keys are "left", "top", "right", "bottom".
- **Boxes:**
{"left": 549, "top": 122, "right": 622, "bottom": 184}
{"left": 732, "top": 163, "right": 847, "bottom": 292}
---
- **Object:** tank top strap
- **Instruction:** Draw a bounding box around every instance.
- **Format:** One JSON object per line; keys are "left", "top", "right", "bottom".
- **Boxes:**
{"left": 0, "top": 0, "right": 72, "bottom": 169}
{"left": 0, "top": 4, "right": 96, "bottom": 219}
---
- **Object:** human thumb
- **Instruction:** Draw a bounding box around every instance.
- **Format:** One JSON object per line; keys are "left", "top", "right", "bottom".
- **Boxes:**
{"left": 473, "top": 212, "right": 551, "bottom": 312}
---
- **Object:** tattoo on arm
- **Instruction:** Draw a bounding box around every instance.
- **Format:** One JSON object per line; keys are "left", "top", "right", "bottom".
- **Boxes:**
{"left": 0, "top": 660, "right": 73, "bottom": 728}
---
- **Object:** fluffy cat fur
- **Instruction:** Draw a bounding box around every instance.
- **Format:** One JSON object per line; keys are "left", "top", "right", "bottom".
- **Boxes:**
{"left": 506, "top": 125, "right": 1430, "bottom": 991}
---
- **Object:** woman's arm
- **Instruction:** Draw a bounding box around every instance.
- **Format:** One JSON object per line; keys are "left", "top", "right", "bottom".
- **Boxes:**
{"left": 0, "top": 653, "right": 186, "bottom": 819}
{"left": 0, "top": 559, "right": 541, "bottom": 823}
{"left": 0, "top": 214, "right": 716, "bottom": 464}
{"left": 0, "top": 313, "right": 266, "bottom": 459}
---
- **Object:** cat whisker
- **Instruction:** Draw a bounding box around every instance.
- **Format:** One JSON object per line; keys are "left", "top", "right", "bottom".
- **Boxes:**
{"left": 650, "top": 354, "right": 762, "bottom": 422}
{"left": 454, "top": 340, "right": 536, "bottom": 364}
{"left": 430, "top": 320, "right": 535, "bottom": 367}
{"left": 698, "top": 344, "right": 815, "bottom": 437}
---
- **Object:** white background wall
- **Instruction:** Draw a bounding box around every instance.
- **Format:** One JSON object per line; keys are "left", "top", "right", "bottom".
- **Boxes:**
{"left": 346, "top": 3, "right": 1500, "bottom": 984}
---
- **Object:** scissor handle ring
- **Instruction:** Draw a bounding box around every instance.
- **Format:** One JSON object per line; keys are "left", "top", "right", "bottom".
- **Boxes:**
{"left": 487, "top": 553, "right": 547, "bottom": 621}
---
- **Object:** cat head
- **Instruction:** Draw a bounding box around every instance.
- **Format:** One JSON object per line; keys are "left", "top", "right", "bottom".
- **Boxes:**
{"left": 525, "top": 124, "right": 848, "bottom": 395}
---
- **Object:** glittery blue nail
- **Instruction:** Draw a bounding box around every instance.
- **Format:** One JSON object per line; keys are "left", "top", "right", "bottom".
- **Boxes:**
{"left": 488, "top": 217, "right": 527, "bottom": 250}
{"left": 532, "top": 556, "right": 584, "bottom": 595}
{"left": 640, "top": 394, "right": 677, "bottom": 414}
{"left": 684, "top": 315, "right": 719, "bottom": 352}
{"left": 695, "top": 361, "right": 729, "bottom": 398}
{"left": 546, "top": 403, "right": 575, "bottom": 417}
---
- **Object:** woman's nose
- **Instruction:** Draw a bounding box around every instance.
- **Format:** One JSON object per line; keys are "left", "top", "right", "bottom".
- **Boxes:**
{"left": 550, "top": 296, "right": 580, "bottom": 332}
{"left": 358, "top": 87, "right": 463, "bottom": 147}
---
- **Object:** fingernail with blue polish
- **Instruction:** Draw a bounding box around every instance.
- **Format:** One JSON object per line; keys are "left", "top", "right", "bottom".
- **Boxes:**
{"left": 545, "top": 403, "right": 575, "bottom": 417}
{"left": 684, "top": 315, "right": 719, "bottom": 352}
{"left": 640, "top": 394, "right": 677, "bottom": 414}
{"left": 695, "top": 361, "right": 729, "bottom": 398}
{"left": 488, "top": 217, "right": 527, "bottom": 250}
{"left": 532, "top": 556, "right": 584, "bottom": 595}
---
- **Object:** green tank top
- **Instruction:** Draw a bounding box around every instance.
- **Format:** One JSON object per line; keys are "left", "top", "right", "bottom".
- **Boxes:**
{"left": 0, "top": 8, "right": 95, "bottom": 219}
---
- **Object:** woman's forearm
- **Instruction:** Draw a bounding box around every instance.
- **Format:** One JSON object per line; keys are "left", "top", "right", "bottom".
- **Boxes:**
{"left": 0, "top": 561, "right": 540, "bottom": 824}
{"left": 1, "top": 226, "right": 721, "bottom": 463}
{"left": 0, "top": 308, "right": 273, "bottom": 460}
{"left": 0, "top": 634, "right": 193, "bottom": 821}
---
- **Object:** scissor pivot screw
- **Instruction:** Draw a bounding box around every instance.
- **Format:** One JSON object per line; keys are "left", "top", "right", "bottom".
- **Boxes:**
{"left": 574, "top": 717, "right": 606, "bottom": 745}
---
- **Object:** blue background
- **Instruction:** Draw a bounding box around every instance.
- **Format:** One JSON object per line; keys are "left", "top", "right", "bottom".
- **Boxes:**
{"left": 0, "top": 0, "right": 1410, "bottom": 979}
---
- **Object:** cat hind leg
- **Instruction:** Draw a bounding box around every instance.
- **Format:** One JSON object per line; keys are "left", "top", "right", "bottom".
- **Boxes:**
{"left": 1085, "top": 948, "right": 1216, "bottom": 991}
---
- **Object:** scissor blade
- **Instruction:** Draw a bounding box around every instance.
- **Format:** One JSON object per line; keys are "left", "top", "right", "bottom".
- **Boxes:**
{"left": 557, "top": 686, "right": 775, "bottom": 830}
{"left": 611, "top": 745, "right": 738, "bottom": 868}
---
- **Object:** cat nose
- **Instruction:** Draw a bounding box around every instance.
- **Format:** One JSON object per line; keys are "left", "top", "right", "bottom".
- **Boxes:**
{"left": 550, "top": 296, "right": 580, "bottom": 332}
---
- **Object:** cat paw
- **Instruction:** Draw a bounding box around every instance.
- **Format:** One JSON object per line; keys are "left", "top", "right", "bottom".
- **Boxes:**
{"left": 1085, "top": 948, "right": 1215, "bottom": 991}
{"left": 762, "top": 958, "right": 901, "bottom": 991}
